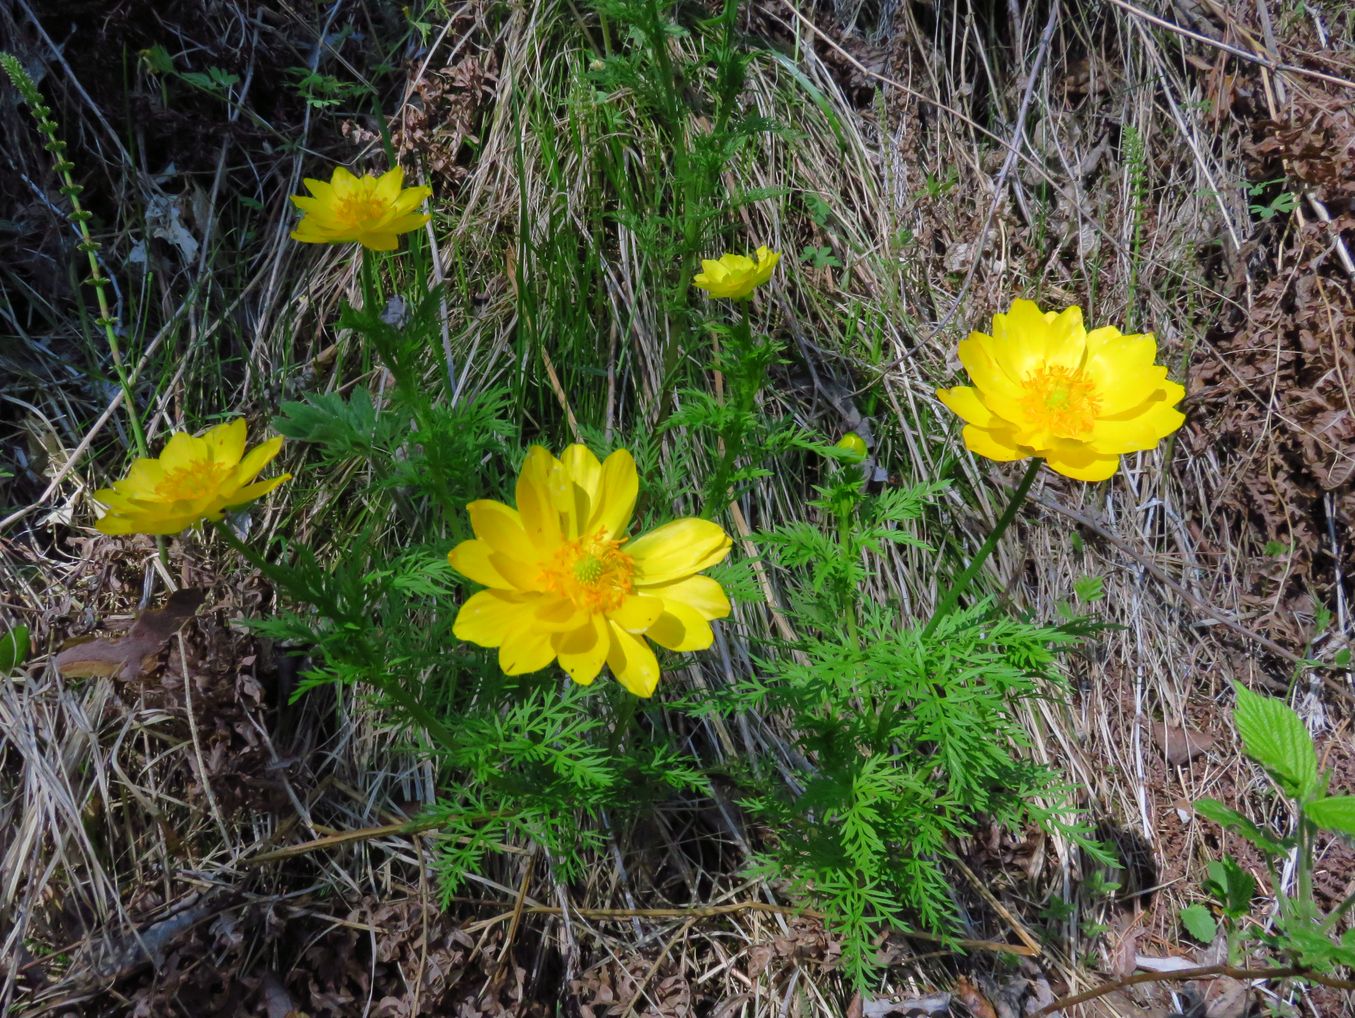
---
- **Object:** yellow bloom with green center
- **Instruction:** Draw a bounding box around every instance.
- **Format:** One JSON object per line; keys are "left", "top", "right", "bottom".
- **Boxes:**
{"left": 93, "top": 419, "right": 290, "bottom": 535}
{"left": 692, "top": 246, "right": 780, "bottom": 300}
{"left": 937, "top": 300, "right": 1186, "bottom": 481}
{"left": 289, "top": 166, "right": 432, "bottom": 251}
{"left": 449, "top": 445, "right": 733, "bottom": 697}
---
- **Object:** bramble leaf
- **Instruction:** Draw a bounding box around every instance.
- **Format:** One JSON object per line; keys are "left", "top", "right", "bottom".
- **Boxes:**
{"left": 1231, "top": 682, "right": 1318, "bottom": 799}
{"left": 1304, "top": 796, "right": 1355, "bottom": 836}
{"left": 1180, "top": 904, "right": 1217, "bottom": 943}
{"left": 1194, "top": 798, "right": 1287, "bottom": 856}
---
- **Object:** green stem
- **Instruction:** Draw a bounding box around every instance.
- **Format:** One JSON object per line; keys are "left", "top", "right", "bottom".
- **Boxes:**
{"left": 209, "top": 520, "right": 459, "bottom": 750}
{"left": 837, "top": 499, "right": 860, "bottom": 649}
{"left": 1, "top": 53, "right": 147, "bottom": 456}
{"left": 922, "top": 458, "right": 1042, "bottom": 638}
{"left": 703, "top": 302, "right": 754, "bottom": 516}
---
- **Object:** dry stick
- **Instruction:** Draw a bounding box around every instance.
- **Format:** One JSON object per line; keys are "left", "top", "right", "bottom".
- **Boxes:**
{"left": 951, "top": 855, "right": 1043, "bottom": 958}
{"left": 1103, "top": 0, "right": 1355, "bottom": 91}
{"left": 240, "top": 818, "right": 442, "bottom": 866}
{"left": 464, "top": 902, "right": 1038, "bottom": 957}
{"left": 1030, "top": 963, "right": 1355, "bottom": 1017}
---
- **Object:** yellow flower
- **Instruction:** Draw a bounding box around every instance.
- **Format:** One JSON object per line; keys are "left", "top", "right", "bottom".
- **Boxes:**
{"left": 693, "top": 246, "right": 780, "bottom": 300}
{"left": 448, "top": 445, "right": 733, "bottom": 697}
{"left": 289, "top": 166, "right": 432, "bottom": 251}
{"left": 937, "top": 300, "right": 1185, "bottom": 481}
{"left": 833, "top": 432, "right": 868, "bottom": 463}
{"left": 93, "top": 420, "right": 290, "bottom": 535}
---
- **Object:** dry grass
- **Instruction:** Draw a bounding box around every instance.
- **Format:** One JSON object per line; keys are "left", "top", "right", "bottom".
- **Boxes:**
{"left": 3, "top": 0, "right": 1353, "bottom": 1014}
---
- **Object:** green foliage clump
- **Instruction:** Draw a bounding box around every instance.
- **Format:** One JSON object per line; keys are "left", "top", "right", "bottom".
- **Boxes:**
{"left": 1189, "top": 683, "right": 1355, "bottom": 980}
{"left": 681, "top": 464, "right": 1094, "bottom": 984}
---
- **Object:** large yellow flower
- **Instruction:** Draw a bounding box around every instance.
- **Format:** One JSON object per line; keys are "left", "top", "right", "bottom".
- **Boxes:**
{"left": 936, "top": 300, "right": 1185, "bottom": 481}
{"left": 93, "top": 419, "right": 290, "bottom": 535}
{"left": 289, "top": 166, "right": 432, "bottom": 251}
{"left": 693, "top": 246, "right": 780, "bottom": 300}
{"left": 449, "top": 445, "right": 732, "bottom": 697}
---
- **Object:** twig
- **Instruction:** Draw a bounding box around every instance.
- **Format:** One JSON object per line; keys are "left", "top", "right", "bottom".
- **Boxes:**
{"left": 1031, "top": 962, "right": 1355, "bottom": 1016}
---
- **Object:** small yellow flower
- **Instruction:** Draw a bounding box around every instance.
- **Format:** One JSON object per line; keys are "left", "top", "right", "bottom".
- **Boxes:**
{"left": 937, "top": 299, "right": 1185, "bottom": 481}
{"left": 693, "top": 246, "right": 780, "bottom": 300}
{"left": 93, "top": 420, "right": 290, "bottom": 535}
{"left": 289, "top": 166, "right": 431, "bottom": 251}
{"left": 833, "top": 432, "right": 868, "bottom": 463}
{"left": 448, "top": 445, "right": 733, "bottom": 697}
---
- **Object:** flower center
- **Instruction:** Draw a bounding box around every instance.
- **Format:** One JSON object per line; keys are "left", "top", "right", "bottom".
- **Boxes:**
{"left": 156, "top": 461, "right": 231, "bottom": 503}
{"left": 1019, "top": 365, "right": 1101, "bottom": 436}
{"left": 540, "top": 531, "right": 635, "bottom": 614}
{"left": 336, "top": 190, "right": 387, "bottom": 227}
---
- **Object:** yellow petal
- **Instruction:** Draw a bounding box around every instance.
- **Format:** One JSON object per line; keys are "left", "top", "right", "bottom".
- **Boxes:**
{"left": 448, "top": 539, "right": 513, "bottom": 588}
{"left": 937, "top": 386, "right": 997, "bottom": 428}
{"left": 554, "top": 444, "right": 603, "bottom": 537}
{"left": 499, "top": 625, "right": 556, "bottom": 675}
{"left": 629, "top": 519, "right": 731, "bottom": 586}
{"left": 1043, "top": 442, "right": 1119, "bottom": 481}
{"left": 986, "top": 300, "right": 1082, "bottom": 378}
{"left": 331, "top": 165, "right": 359, "bottom": 193}
{"left": 204, "top": 419, "right": 247, "bottom": 466}
{"left": 606, "top": 623, "right": 661, "bottom": 697}
{"left": 643, "top": 575, "right": 730, "bottom": 620}
{"left": 1089, "top": 396, "right": 1186, "bottom": 453}
{"left": 223, "top": 473, "right": 290, "bottom": 507}
{"left": 587, "top": 448, "right": 638, "bottom": 539}
{"left": 375, "top": 166, "right": 404, "bottom": 202}
{"left": 452, "top": 590, "right": 534, "bottom": 647}
{"left": 960, "top": 425, "right": 1027, "bottom": 463}
{"left": 234, "top": 436, "right": 284, "bottom": 485}
{"left": 356, "top": 232, "right": 400, "bottom": 252}
{"left": 467, "top": 500, "right": 534, "bottom": 560}
{"left": 955, "top": 334, "right": 1026, "bottom": 419}
{"left": 646, "top": 600, "right": 714, "bottom": 652}
{"left": 608, "top": 594, "right": 665, "bottom": 633}
{"left": 159, "top": 431, "right": 203, "bottom": 470}
{"left": 487, "top": 550, "right": 545, "bottom": 591}
{"left": 516, "top": 446, "right": 563, "bottom": 549}
{"left": 532, "top": 597, "right": 588, "bottom": 632}
{"left": 556, "top": 614, "right": 610, "bottom": 686}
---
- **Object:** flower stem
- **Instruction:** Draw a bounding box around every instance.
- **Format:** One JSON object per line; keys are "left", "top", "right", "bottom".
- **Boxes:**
{"left": 704, "top": 302, "right": 754, "bottom": 516}
{"left": 922, "top": 458, "right": 1042, "bottom": 638}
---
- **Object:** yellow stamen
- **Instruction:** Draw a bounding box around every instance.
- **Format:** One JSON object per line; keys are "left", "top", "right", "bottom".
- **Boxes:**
{"left": 1019, "top": 364, "right": 1101, "bottom": 436}
{"left": 540, "top": 530, "right": 635, "bottom": 614}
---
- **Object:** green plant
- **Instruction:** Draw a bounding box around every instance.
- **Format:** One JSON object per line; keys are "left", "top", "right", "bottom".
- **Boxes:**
{"left": 682, "top": 449, "right": 1103, "bottom": 985}
{"left": 1246, "top": 178, "right": 1298, "bottom": 221}
{"left": 1191, "top": 682, "right": 1355, "bottom": 977}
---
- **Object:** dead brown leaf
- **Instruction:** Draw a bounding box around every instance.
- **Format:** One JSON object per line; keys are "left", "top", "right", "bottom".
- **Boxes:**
{"left": 952, "top": 976, "right": 998, "bottom": 1018}
{"left": 1152, "top": 722, "right": 1217, "bottom": 766}
{"left": 54, "top": 588, "right": 206, "bottom": 680}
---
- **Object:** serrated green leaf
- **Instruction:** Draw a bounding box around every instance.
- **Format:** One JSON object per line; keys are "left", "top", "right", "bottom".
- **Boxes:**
{"left": 1180, "top": 904, "right": 1217, "bottom": 943}
{"left": 1194, "top": 798, "right": 1288, "bottom": 855}
{"left": 1204, "top": 856, "right": 1256, "bottom": 917}
{"left": 1304, "top": 796, "right": 1355, "bottom": 836}
{"left": 1231, "top": 682, "right": 1318, "bottom": 798}
{"left": 0, "top": 626, "right": 29, "bottom": 672}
